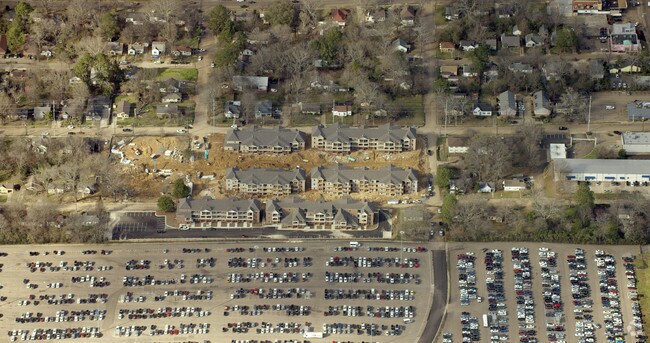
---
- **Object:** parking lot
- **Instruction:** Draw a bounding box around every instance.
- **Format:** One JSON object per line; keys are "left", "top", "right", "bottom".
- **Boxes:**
{"left": 0, "top": 241, "right": 437, "bottom": 342}
{"left": 440, "top": 242, "right": 644, "bottom": 343}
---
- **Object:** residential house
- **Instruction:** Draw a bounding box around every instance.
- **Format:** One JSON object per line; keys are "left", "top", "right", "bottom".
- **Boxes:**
{"left": 533, "top": 90, "right": 552, "bottom": 116}
{"left": 158, "top": 78, "right": 182, "bottom": 93}
{"left": 525, "top": 33, "right": 543, "bottom": 48}
{"left": 225, "top": 101, "right": 242, "bottom": 119}
{"left": 542, "top": 61, "right": 564, "bottom": 81}
{"left": 332, "top": 102, "right": 353, "bottom": 117}
{"left": 106, "top": 42, "right": 124, "bottom": 55}
{"left": 224, "top": 126, "right": 306, "bottom": 153}
{"left": 265, "top": 197, "right": 378, "bottom": 230}
{"left": 440, "top": 65, "right": 459, "bottom": 79}
{"left": 610, "top": 23, "right": 641, "bottom": 53}
{"left": 444, "top": 6, "right": 461, "bottom": 20}
{"left": 498, "top": 90, "right": 517, "bottom": 116}
{"left": 331, "top": 8, "right": 350, "bottom": 27}
{"left": 496, "top": 5, "right": 514, "bottom": 18}
{"left": 60, "top": 105, "right": 73, "bottom": 120}
{"left": 503, "top": 179, "right": 527, "bottom": 191}
{"left": 311, "top": 164, "right": 418, "bottom": 196}
{"left": 176, "top": 197, "right": 262, "bottom": 229}
{"left": 0, "top": 184, "right": 14, "bottom": 195}
{"left": 512, "top": 25, "right": 522, "bottom": 36}
{"left": 33, "top": 105, "right": 52, "bottom": 120}
{"left": 156, "top": 104, "right": 181, "bottom": 117}
{"left": 171, "top": 46, "right": 192, "bottom": 56}
{"left": 478, "top": 182, "right": 496, "bottom": 193}
{"left": 459, "top": 40, "right": 478, "bottom": 51}
{"left": 85, "top": 96, "right": 112, "bottom": 126}
{"left": 472, "top": 102, "right": 493, "bottom": 116}
{"left": 162, "top": 93, "right": 182, "bottom": 103}
{"left": 439, "top": 42, "right": 456, "bottom": 53}
{"left": 232, "top": 76, "right": 269, "bottom": 91}
{"left": 299, "top": 102, "right": 321, "bottom": 115}
{"left": 484, "top": 38, "right": 498, "bottom": 51}
{"left": 127, "top": 43, "right": 145, "bottom": 55}
{"left": 500, "top": 34, "right": 521, "bottom": 49}
{"left": 366, "top": 8, "right": 386, "bottom": 23}
{"left": 225, "top": 167, "right": 306, "bottom": 197}
{"left": 151, "top": 41, "right": 166, "bottom": 57}
{"left": 485, "top": 64, "right": 499, "bottom": 81}
{"left": 255, "top": 100, "right": 273, "bottom": 118}
{"left": 392, "top": 39, "right": 410, "bottom": 53}
{"left": 400, "top": 6, "right": 416, "bottom": 26}
{"left": 610, "top": 63, "right": 641, "bottom": 74}
{"left": 447, "top": 137, "right": 469, "bottom": 153}
{"left": 461, "top": 65, "right": 477, "bottom": 77}
{"left": 124, "top": 12, "right": 146, "bottom": 25}
{"left": 311, "top": 123, "right": 417, "bottom": 152}
{"left": 47, "top": 183, "right": 67, "bottom": 195}
{"left": 40, "top": 49, "right": 54, "bottom": 58}
{"left": 508, "top": 62, "right": 533, "bottom": 74}
{"left": 0, "top": 34, "right": 7, "bottom": 55}
{"left": 115, "top": 100, "right": 132, "bottom": 119}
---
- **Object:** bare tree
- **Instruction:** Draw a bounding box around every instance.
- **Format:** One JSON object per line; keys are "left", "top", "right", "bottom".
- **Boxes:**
{"left": 513, "top": 125, "right": 544, "bottom": 169}
{"left": 241, "top": 91, "right": 258, "bottom": 123}
{"left": 465, "top": 135, "right": 513, "bottom": 183}
{"left": 66, "top": 0, "right": 98, "bottom": 34}
{"left": 44, "top": 70, "right": 71, "bottom": 104}
{"left": 146, "top": 0, "right": 182, "bottom": 23}
{"left": 285, "top": 43, "right": 315, "bottom": 101}
{"left": 160, "top": 22, "right": 179, "bottom": 46}
{"left": 556, "top": 87, "right": 587, "bottom": 122}
{"left": 0, "top": 92, "right": 17, "bottom": 123}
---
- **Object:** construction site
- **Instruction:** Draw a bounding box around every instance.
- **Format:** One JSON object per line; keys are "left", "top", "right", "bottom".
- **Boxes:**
{"left": 112, "top": 133, "right": 431, "bottom": 202}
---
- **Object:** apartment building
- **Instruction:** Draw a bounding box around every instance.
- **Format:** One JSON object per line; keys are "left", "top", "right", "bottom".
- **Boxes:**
{"left": 224, "top": 126, "right": 306, "bottom": 153}
{"left": 265, "top": 197, "right": 378, "bottom": 230}
{"left": 311, "top": 164, "right": 418, "bottom": 196}
{"left": 225, "top": 167, "right": 306, "bottom": 197}
{"left": 176, "top": 197, "right": 262, "bottom": 228}
{"left": 311, "top": 123, "right": 417, "bottom": 152}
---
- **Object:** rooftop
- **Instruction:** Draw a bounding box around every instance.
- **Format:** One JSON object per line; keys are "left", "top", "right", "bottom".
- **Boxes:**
{"left": 549, "top": 143, "right": 567, "bottom": 160}
{"left": 622, "top": 132, "right": 650, "bottom": 145}
{"left": 559, "top": 158, "right": 650, "bottom": 175}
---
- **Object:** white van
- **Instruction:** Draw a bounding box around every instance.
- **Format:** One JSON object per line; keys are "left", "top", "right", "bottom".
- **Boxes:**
{"left": 349, "top": 241, "right": 361, "bottom": 248}
{"left": 403, "top": 318, "right": 414, "bottom": 324}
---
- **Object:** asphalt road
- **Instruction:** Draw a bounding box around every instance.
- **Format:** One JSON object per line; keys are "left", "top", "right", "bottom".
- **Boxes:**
{"left": 418, "top": 249, "right": 448, "bottom": 343}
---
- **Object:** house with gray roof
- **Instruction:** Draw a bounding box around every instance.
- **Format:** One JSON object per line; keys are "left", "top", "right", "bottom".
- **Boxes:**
{"left": 497, "top": 90, "right": 517, "bottom": 116}
{"left": 176, "top": 197, "right": 262, "bottom": 229}
{"left": 311, "top": 123, "right": 416, "bottom": 152}
{"left": 459, "top": 40, "right": 478, "bottom": 51}
{"left": 265, "top": 196, "right": 378, "bottom": 230}
{"left": 391, "top": 38, "right": 410, "bottom": 53}
{"left": 162, "top": 93, "right": 182, "bottom": 103}
{"left": 483, "top": 38, "right": 498, "bottom": 51}
{"left": 115, "top": 100, "right": 132, "bottom": 119}
{"left": 311, "top": 164, "right": 417, "bottom": 196}
{"left": 500, "top": 33, "right": 521, "bottom": 49}
{"left": 106, "top": 42, "right": 124, "bottom": 55}
{"left": 533, "top": 90, "right": 552, "bottom": 116}
{"left": 255, "top": 100, "right": 273, "bottom": 118}
{"left": 525, "top": 33, "right": 543, "bottom": 48}
{"left": 127, "top": 43, "right": 146, "bottom": 55}
{"left": 232, "top": 76, "right": 269, "bottom": 91}
{"left": 156, "top": 104, "right": 181, "bottom": 117}
{"left": 508, "top": 62, "right": 533, "bottom": 74}
{"left": 225, "top": 101, "right": 242, "bottom": 118}
{"left": 224, "top": 126, "right": 306, "bottom": 153}
{"left": 85, "top": 96, "right": 112, "bottom": 126}
{"left": 225, "top": 167, "right": 306, "bottom": 197}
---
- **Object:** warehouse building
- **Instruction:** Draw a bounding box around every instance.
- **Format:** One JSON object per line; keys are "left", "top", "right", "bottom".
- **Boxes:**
{"left": 622, "top": 132, "right": 650, "bottom": 154}
{"left": 554, "top": 159, "right": 650, "bottom": 182}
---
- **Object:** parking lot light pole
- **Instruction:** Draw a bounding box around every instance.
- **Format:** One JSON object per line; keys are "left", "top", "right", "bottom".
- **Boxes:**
{"left": 254, "top": 245, "right": 259, "bottom": 267}
{"left": 400, "top": 231, "right": 405, "bottom": 267}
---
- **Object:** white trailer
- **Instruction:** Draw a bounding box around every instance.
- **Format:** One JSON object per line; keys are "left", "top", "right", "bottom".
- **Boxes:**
{"left": 304, "top": 332, "right": 324, "bottom": 338}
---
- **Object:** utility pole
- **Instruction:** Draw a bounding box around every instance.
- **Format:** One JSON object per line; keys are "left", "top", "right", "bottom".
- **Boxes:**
{"left": 587, "top": 95, "right": 592, "bottom": 134}
{"left": 443, "top": 99, "right": 448, "bottom": 137}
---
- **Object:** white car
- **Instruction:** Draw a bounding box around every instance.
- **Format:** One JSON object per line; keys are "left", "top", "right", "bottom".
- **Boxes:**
{"left": 67, "top": 125, "right": 75, "bottom": 129}
{"left": 177, "top": 129, "right": 187, "bottom": 134}
{"left": 605, "top": 105, "right": 615, "bottom": 110}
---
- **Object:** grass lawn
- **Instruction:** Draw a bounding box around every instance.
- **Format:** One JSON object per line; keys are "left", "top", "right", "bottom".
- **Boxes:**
{"left": 117, "top": 102, "right": 195, "bottom": 127}
{"left": 477, "top": 191, "right": 531, "bottom": 199}
{"left": 375, "top": 95, "right": 425, "bottom": 126}
{"left": 324, "top": 113, "right": 356, "bottom": 125}
{"left": 0, "top": 195, "right": 7, "bottom": 203}
{"left": 582, "top": 148, "right": 598, "bottom": 159}
{"left": 635, "top": 253, "right": 650, "bottom": 327}
{"left": 155, "top": 68, "right": 198, "bottom": 82}
{"left": 290, "top": 114, "right": 321, "bottom": 127}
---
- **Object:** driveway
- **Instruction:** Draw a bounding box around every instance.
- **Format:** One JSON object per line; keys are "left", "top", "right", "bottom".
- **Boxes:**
{"left": 418, "top": 248, "right": 448, "bottom": 343}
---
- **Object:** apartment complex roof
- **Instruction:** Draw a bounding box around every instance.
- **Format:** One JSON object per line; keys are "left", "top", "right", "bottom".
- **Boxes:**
{"left": 225, "top": 126, "right": 305, "bottom": 148}
{"left": 311, "top": 164, "right": 416, "bottom": 185}
{"left": 311, "top": 123, "right": 416, "bottom": 143}
{"left": 226, "top": 167, "right": 306, "bottom": 184}
{"left": 177, "top": 197, "right": 262, "bottom": 213}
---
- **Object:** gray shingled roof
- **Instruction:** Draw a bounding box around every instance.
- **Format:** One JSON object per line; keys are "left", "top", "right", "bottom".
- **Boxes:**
{"left": 559, "top": 159, "right": 650, "bottom": 175}
{"left": 311, "top": 164, "right": 416, "bottom": 185}
{"left": 500, "top": 34, "right": 521, "bottom": 48}
{"left": 177, "top": 197, "right": 262, "bottom": 212}
{"left": 226, "top": 167, "right": 305, "bottom": 185}
{"left": 225, "top": 126, "right": 305, "bottom": 148}
{"left": 312, "top": 123, "right": 416, "bottom": 143}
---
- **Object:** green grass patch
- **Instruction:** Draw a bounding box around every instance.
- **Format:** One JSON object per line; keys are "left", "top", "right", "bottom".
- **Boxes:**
{"left": 594, "top": 191, "right": 642, "bottom": 201}
{"left": 155, "top": 68, "right": 198, "bottom": 81}
{"left": 635, "top": 254, "right": 650, "bottom": 328}
{"left": 117, "top": 102, "right": 195, "bottom": 128}
{"left": 477, "top": 191, "right": 531, "bottom": 199}
{"left": 290, "top": 114, "right": 321, "bottom": 127}
{"left": 434, "top": 5, "right": 446, "bottom": 23}
{"left": 0, "top": 195, "right": 7, "bottom": 203}
{"left": 324, "top": 113, "right": 356, "bottom": 125}
{"left": 582, "top": 149, "right": 598, "bottom": 159}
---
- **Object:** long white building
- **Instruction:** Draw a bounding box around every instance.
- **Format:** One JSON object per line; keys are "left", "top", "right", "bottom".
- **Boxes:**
{"left": 555, "top": 159, "right": 650, "bottom": 182}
